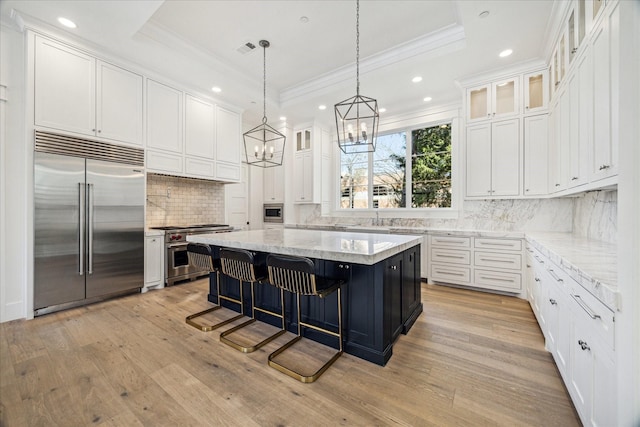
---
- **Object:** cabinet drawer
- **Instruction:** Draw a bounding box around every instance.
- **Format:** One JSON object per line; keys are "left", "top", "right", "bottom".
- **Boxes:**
{"left": 475, "top": 238, "right": 522, "bottom": 251}
{"left": 474, "top": 251, "right": 522, "bottom": 270}
{"left": 430, "top": 264, "right": 471, "bottom": 284}
{"left": 430, "top": 235, "right": 471, "bottom": 248}
{"left": 185, "top": 157, "right": 215, "bottom": 178}
{"left": 567, "top": 281, "right": 615, "bottom": 351}
{"left": 147, "top": 149, "right": 183, "bottom": 174}
{"left": 431, "top": 248, "right": 470, "bottom": 265}
{"left": 474, "top": 269, "right": 522, "bottom": 291}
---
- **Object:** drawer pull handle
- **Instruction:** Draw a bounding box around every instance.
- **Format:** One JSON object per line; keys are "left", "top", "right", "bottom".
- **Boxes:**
{"left": 480, "top": 258, "right": 514, "bottom": 263}
{"left": 478, "top": 242, "right": 515, "bottom": 247}
{"left": 437, "top": 271, "right": 465, "bottom": 277}
{"left": 549, "top": 298, "right": 557, "bottom": 305}
{"left": 578, "top": 339, "right": 591, "bottom": 351}
{"left": 534, "top": 277, "right": 540, "bottom": 282}
{"left": 547, "top": 269, "right": 564, "bottom": 282}
{"left": 534, "top": 255, "right": 544, "bottom": 264}
{"left": 439, "top": 255, "right": 465, "bottom": 259}
{"left": 479, "top": 276, "right": 514, "bottom": 283}
{"left": 571, "top": 294, "right": 601, "bottom": 320}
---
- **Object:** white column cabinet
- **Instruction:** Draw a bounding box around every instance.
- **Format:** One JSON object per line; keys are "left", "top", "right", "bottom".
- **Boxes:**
{"left": 465, "top": 124, "right": 492, "bottom": 197}
{"left": 294, "top": 151, "right": 314, "bottom": 203}
{"left": 523, "top": 115, "right": 548, "bottom": 196}
{"left": 215, "top": 105, "right": 242, "bottom": 182}
{"left": 144, "top": 232, "right": 164, "bottom": 291}
{"left": 34, "top": 35, "right": 143, "bottom": 146}
{"left": 264, "top": 165, "right": 284, "bottom": 203}
{"left": 292, "top": 124, "right": 325, "bottom": 204}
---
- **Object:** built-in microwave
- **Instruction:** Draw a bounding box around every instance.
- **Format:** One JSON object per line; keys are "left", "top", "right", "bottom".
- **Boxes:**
{"left": 264, "top": 203, "right": 284, "bottom": 223}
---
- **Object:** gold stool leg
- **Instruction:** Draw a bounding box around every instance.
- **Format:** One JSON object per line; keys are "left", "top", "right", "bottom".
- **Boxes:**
{"left": 221, "top": 285, "right": 287, "bottom": 353}
{"left": 185, "top": 272, "right": 244, "bottom": 331}
{"left": 268, "top": 288, "right": 343, "bottom": 383}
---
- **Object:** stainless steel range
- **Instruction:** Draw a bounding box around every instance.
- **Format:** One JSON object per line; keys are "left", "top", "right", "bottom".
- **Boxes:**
{"left": 151, "top": 224, "right": 234, "bottom": 286}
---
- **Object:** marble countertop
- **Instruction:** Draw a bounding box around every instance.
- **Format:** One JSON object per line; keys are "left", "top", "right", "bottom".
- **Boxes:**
{"left": 188, "top": 228, "right": 423, "bottom": 265}
{"left": 145, "top": 229, "right": 165, "bottom": 237}
{"left": 525, "top": 232, "right": 618, "bottom": 311}
{"left": 286, "top": 223, "right": 525, "bottom": 238}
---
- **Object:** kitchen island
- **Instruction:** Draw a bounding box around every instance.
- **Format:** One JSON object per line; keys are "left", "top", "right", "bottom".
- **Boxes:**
{"left": 188, "top": 229, "right": 423, "bottom": 365}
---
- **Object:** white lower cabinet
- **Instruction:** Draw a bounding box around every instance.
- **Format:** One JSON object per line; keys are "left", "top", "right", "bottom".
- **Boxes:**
{"left": 144, "top": 232, "right": 164, "bottom": 291}
{"left": 526, "top": 243, "right": 616, "bottom": 427}
{"left": 428, "top": 234, "right": 522, "bottom": 293}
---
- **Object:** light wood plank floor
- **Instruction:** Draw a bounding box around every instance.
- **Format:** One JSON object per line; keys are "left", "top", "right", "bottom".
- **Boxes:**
{"left": 0, "top": 279, "right": 580, "bottom": 426}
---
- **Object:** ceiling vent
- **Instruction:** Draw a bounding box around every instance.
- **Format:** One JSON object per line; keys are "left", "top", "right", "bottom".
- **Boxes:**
{"left": 237, "top": 41, "right": 256, "bottom": 54}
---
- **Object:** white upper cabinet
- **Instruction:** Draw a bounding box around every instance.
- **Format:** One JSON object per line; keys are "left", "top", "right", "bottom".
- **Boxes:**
{"left": 591, "top": 3, "right": 618, "bottom": 181}
{"left": 35, "top": 36, "right": 95, "bottom": 136}
{"left": 96, "top": 61, "right": 143, "bottom": 145}
{"left": 466, "top": 119, "right": 520, "bottom": 198}
{"left": 146, "top": 79, "right": 183, "bottom": 153}
{"left": 34, "top": 35, "right": 144, "bottom": 146}
{"left": 466, "top": 77, "right": 519, "bottom": 123}
{"left": 184, "top": 95, "right": 215, "bottom": 160}
{"left": 295, "top": 128, "right": 312, "bottom": 151}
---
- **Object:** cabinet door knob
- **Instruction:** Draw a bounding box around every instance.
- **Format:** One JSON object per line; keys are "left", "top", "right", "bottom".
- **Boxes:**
{"left": 571, "top": 177, "right": 578, "bottom": 181}
{"left": 549, "top": 298, "right": 557, "bottom": 305}
{"left": 390, "top": 265, "right": 397, "bottom": 270}
{"left": 599, "top": 164, "right": 610, "bottom": 170}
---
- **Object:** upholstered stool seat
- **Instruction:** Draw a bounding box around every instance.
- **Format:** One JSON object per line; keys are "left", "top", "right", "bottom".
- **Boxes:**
{"left": 266, "top": 253, "right": 345, "bottom": 383}
{"left": 219, "top": 248, "right": 286, "bottom": 353}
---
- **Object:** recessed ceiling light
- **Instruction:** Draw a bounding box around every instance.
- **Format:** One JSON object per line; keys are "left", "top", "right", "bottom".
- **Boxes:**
{"left": 300, "top": 16, "right": 309, "bottom": 23}
{"left": 279, "top": 116, "right": 287, "bottom": 121}
{"left": 423, "top": 97, "right": 432, "bottom": 102}
{"left": 379, "top": 108, "right": 387, "bottom": 113}
{"left": 499, "top": 49, "right": 513, "bottom": 58}
{"left": 479, "top": 10, "right": 490, "bottom": 18}
{"left": 211, "top": 86, "right": 221, "bottom": 93}
{"left": 412, "top": 76, "right": 423, "bottom": 83}
{"left": 57, "top": 17, "right": 76, "bottom": 28}
{"left": 318, "top": 105, "right": 327, "bottom": 110}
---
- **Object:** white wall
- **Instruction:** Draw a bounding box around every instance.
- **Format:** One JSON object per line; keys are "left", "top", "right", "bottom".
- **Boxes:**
{"left": 0, "top": 22, "right": 28, "bottom": 322}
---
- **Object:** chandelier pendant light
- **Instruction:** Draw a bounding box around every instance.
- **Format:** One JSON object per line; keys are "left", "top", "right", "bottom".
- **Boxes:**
{"left": 334, "top": 0, "right": 379, "bottom": 154}
{"left": 244, "top": 40, "right": 286, "bottom": 168}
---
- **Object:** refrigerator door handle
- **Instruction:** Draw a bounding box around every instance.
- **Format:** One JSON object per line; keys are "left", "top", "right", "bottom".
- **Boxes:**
{"left": 87, "top": 183, "right": 94, "bottom": 275}
{"left": 78, "top": 182, "right": 84, "bottom": 275}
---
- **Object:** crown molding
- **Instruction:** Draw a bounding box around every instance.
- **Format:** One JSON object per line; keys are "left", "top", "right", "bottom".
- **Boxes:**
{"left": 279, "top": 24, "right": 466, "bottom": 108}
{"left": 456, "top": 58, "right": 547, "bottom": 88}
{"left": 542, "top": 0, "right": 572, "bottom": 64}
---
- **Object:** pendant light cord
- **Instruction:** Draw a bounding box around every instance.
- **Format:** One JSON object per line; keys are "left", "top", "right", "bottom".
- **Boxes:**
{"left": 356, "top": 0, "right": 360, "bottom": 97}
{"left": 262, "top": 42, "right": 267, "bottom": 124}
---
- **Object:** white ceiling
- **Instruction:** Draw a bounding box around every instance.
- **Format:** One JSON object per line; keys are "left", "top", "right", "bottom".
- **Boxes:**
{"left": 1, "top": 0, "right": 554, "bottom": 128}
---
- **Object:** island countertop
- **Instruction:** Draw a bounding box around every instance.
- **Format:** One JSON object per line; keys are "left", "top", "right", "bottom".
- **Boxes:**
{"left": 187, "top": 228, "right": 423, "bottom": 265}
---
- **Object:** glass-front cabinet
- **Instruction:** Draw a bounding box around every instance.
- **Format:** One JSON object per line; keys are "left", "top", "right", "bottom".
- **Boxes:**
{"left": 295, "top": 128, "right": 311, "bottom": 151}
{"left": 466, "top": 77, "right": 519, "bottom": 123}
{"left": 524, "top": 70, "right": 548, "bottom": 114}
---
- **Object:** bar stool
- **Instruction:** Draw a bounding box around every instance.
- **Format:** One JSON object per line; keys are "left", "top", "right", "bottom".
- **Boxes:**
{"left": 219, "top": 248, "right": 287, "bottom": 353}
{"left": 185, "top": 243, "right": 245, "bottom": 331}
{"left": 266, "top": 253, "right": 345, "bottom": 383}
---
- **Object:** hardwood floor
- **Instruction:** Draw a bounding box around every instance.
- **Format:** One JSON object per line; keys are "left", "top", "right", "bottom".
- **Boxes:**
{"left": 0, "top": 279, "right": 580, "bottom": 426}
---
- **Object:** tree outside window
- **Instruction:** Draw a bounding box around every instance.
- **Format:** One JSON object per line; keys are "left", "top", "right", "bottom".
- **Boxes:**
{"left": 411, "top": 124, "right": 452, "bottom": 208}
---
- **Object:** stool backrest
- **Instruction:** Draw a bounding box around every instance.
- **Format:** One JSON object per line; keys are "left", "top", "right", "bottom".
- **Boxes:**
{"left": 220, "top": 247, "right": 262, "bottom": 282}
{"left": 266, "top": 254, "right": 319, "bottom": 296}
{"left": 187, "top": 243, "right": 216, "bottom": 272}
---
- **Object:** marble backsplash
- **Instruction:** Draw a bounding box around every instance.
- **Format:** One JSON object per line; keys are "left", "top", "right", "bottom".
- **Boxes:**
{"left": 572, "top": 190, "right": 617, "bottom": 244}
{"left": 146, "top": 174, "right": 225, "bottom": 228}
{"left": 301, "top": 198, "right": 575, "bottom": 233}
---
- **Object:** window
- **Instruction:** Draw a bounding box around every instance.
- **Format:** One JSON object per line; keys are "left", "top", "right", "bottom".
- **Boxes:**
{"left": 339, "top": 123, "right": 452, "bottom": 210}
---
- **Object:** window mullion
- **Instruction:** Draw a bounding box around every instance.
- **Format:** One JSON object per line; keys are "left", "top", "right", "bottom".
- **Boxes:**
{"left": 406, "top": 131, "right": 412, "bottom": 209}
{"left": 368, "top": 150, "right": 373, "bottom": 209}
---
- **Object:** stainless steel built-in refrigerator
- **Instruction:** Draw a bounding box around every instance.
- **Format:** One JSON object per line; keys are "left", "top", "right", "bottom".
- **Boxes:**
{"left": 34, "top": 131, "right": 145, "bottom": 316}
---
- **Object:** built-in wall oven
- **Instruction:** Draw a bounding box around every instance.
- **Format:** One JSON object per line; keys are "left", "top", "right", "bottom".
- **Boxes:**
{"left": 264, "top": 203, "right": 283, "bottom": 223}
{"left": 151, "top": 224, "right": 233, "bottom": 286}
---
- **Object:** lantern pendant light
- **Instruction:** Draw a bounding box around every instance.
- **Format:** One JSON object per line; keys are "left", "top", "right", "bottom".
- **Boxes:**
{"left": 244, "top": 40, "right": 286, "bottom": 168}
{"left": 334, "top": 0, "right": 379, "bottom": 154}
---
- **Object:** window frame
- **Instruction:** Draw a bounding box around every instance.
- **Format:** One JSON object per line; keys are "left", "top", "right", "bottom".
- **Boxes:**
{"left": 334, "top": 113, "right": 460, "bottom": 219}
